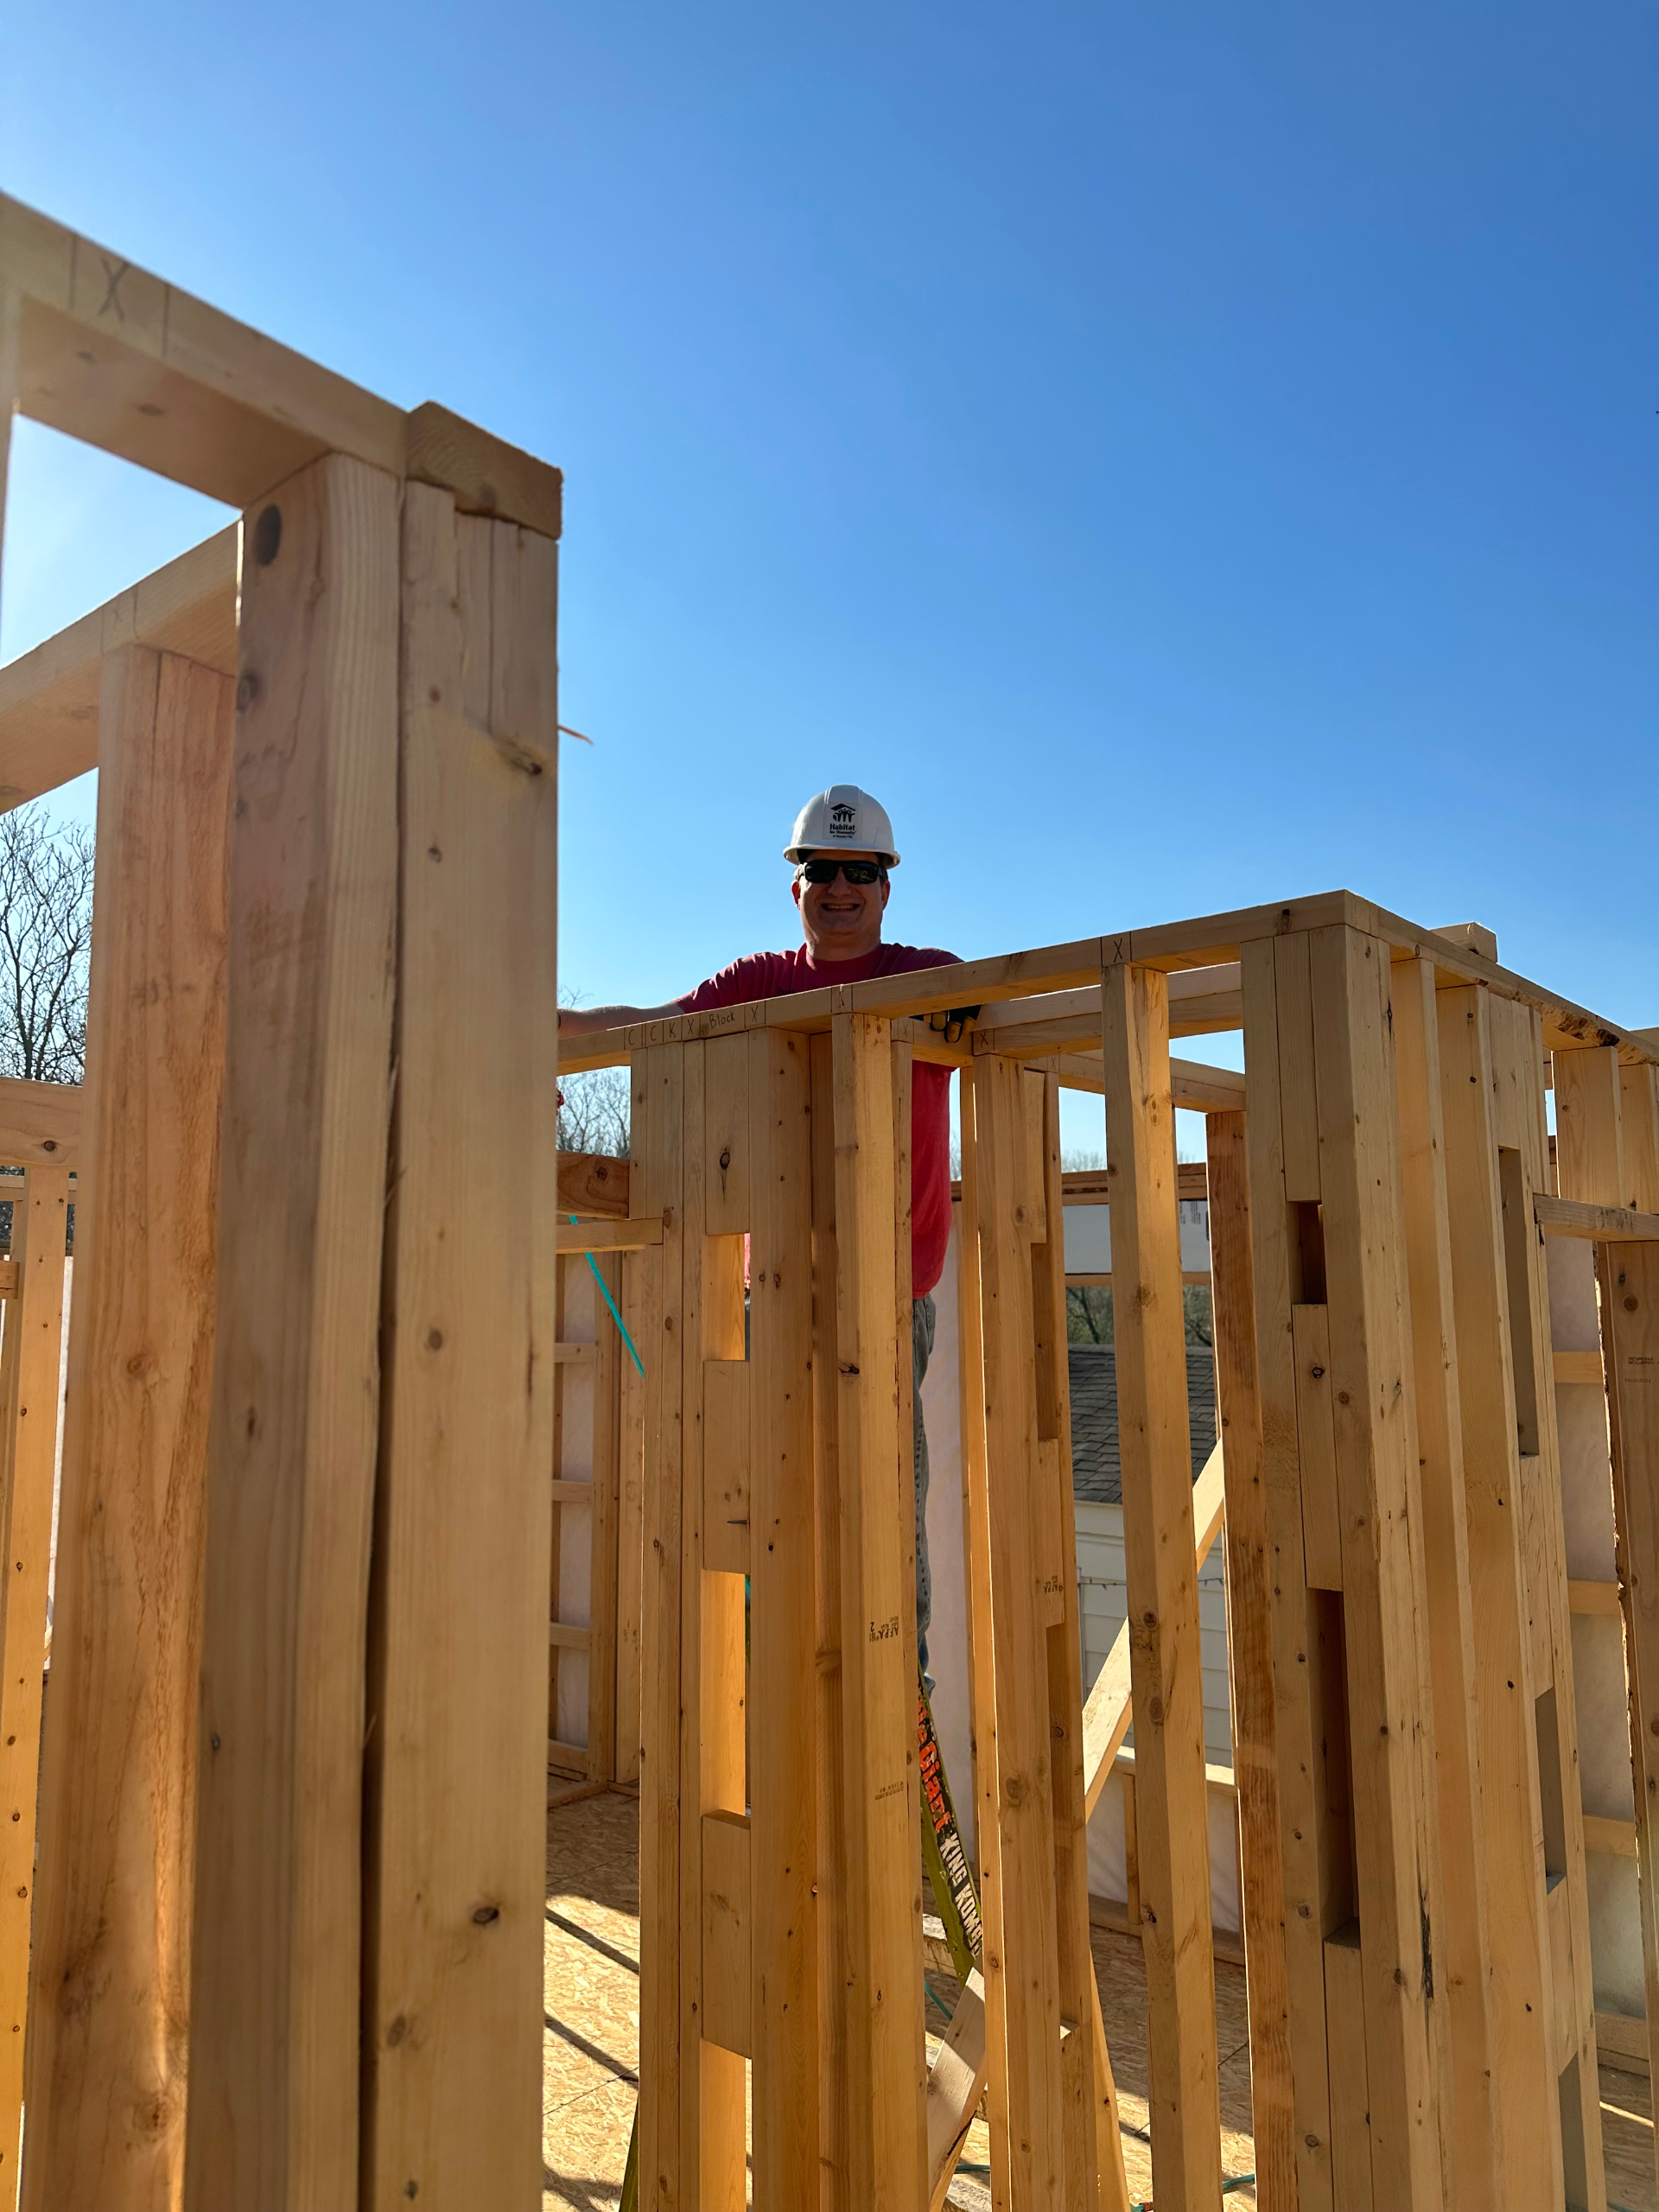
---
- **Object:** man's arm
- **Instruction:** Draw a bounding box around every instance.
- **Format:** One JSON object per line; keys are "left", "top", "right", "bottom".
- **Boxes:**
{"left": 559, "top": 1000, "right": 683, "bottom": 1036}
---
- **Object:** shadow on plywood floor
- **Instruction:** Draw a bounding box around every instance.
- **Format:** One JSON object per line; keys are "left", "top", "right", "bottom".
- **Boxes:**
{"left": 540, "top": 1788, "right": 1656, "bottom": 2212}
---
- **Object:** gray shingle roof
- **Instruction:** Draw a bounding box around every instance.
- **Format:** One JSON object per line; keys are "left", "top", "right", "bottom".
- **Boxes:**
{"left": 1068, "top": 1344, "right": 1217, "bottom": 1505}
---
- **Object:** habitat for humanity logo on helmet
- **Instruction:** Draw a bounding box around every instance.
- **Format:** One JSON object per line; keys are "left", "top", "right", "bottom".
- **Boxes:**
{"left": 784, "top": 786, "right": 900, "bottom": 867}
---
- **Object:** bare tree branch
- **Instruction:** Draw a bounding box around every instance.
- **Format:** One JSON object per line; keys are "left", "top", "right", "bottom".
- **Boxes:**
{"left": 557, "top": 985, "right": 630, "bottom": 1158}
{"left": 557, "top": 1065, "right": 631, "bottom": 1159}
{"left": 0, "top": 806, "right": 94, "bottom": 1086}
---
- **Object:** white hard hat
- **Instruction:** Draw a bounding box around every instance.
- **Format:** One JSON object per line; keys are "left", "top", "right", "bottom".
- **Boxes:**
{"left": 784, "top": 785, "right": 900, "bottom": 867}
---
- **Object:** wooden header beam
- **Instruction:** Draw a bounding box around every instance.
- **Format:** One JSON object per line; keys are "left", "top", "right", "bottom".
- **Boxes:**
{"left": 0, "top": 528, "right": 236, "bottom": 810}
{"left": 556, "top": 895, "right": 1655, "bottom": 1073}
{"left": 1029, "top": 1052, "right": 1246, "bottom": 1116}
{"left": 0, "top": 194, "right": 562, "bottom": 537}
{"left": 972, "top": 967, "right": 1243, "bottom": 1055}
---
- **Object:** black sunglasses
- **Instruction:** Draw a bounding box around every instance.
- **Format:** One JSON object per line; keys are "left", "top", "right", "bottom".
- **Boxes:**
{"left": 797, "top": 858, "right": 887, "bottom": 886}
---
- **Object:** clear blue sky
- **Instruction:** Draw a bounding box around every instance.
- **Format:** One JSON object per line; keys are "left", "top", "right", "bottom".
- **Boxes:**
{"left": 4, "top": 2, "right": 1655, "bottom": 1080}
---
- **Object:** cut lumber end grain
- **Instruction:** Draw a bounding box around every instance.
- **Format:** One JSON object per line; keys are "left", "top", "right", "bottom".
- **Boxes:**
{"left": 404, "top": 403, "right": 563, "bottom": 542}
{"left": 0, "top": 1077, "right": 82, "bottom": 1168}
{"left": 558, "top": 1151, "right": 631, "bottom": 1219}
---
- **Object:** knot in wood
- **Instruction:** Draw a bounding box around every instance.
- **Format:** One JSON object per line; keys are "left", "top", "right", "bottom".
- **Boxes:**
{"left": 252, "top": 505, "right": 283, "bottom": 565}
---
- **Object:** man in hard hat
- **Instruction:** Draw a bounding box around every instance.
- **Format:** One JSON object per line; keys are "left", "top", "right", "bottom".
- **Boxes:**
{"left": 562, "top": 785, "right": 960, "bottom": 1675}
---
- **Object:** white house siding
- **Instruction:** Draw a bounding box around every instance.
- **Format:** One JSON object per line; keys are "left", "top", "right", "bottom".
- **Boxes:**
{"left": 1062, "top": 1198, "right": 1212, "bottom": 1277}
{"left": 923, "top": 1204, "right": 1242, "bottom": 1939}
{"left": 1075, "top": 1500, "right": 1240, "bottom": 1936}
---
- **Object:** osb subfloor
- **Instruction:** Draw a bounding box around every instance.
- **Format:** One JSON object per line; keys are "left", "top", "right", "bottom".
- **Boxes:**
{"left": 543, "top": 1785, "right": 1657, "bottom": 2210}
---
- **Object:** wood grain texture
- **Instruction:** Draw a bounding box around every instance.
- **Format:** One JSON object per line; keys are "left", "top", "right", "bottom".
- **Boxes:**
{"left": 550, "top": 1259, "right": 569, "bottom": 1758}
{"left": 1600, "top": 1240, "right": 1659, "bottom": 2132}
{"left": 24, "top": 641, "right": 231, "bottom": 2212}
{"left": 1033, "top": 1072, "right": 1114, "bottom": 2209}
{"left": 1100, "top": 963, "right": 1221, "bottom": 2212}
{"left": 746, "top": 1027, "right": 820, "bottom": 2204}
{"left": 1554, "top": 1046, "right": 1625, "bottom": 1211}
{"left": 1306, "top": 926, "right": 1443, "bottom": 2212}
{"left": 1440, "top": 990, "right": 1560, "bottom": 2197}
{"left": 972, "top": 1049, "right": 1067, "bottom": 2208}
{"left": 3, "top": 193, "right": 403, "bottom": 505}
{"left": 1206, "top": 1109, "right": 1298, "bottom": 2212}
{"left": 614, "top": 1252, "right": 646, "bottom": 1786}
{"left": 587, "top": 1252, "right": 623, "bottom": 1784}
{"left": 633, "top": 1044, "right": 685, "bottom": 2209}
{"left": 0, "top": 528, "right": 236, "bottom": 815}
{"left": 184, "top": 454, "right": 399, "bottom": 2212}
{"left": 830, "top": 1013, "right": 926, "bottom": 2210}
{"left": 1240, "top": 935, "right": 1334, "bottom": 2212}
{"left": 1323, "top": 1928, "right": 1374, "bottom": 2211}
{"left": 558, "top": 1150, "right": 631, "bottom": 1220}
{"left": 1490, "top": 997, "right": 1608, "bottom": 2210}
{"left": 810, "top": 1028, "right": 853, "bottom": 2207}
{"left": 1390, "top": 957, "right": 1502, "bottom": 2210}
{"left": 0, "top": 1077, "right": 82, "bottom": 1169}
{"left": 0, "top": 1171, "right": 69, "bottom": 2193}
{"left": 927, "top": 1067, "right": 1001, "bottom": 2212}
{"left": 1619, "top": 1064, "right": 1659, "bottom": 1214}
{"left": 690, "top": 1039, "right": 747, "bottom": 2212}
{"left": 684, "top": 1042, "right": 747, "bottom": 2212}
{"left": 362, "top": 491, "right": 558, "bottom": 2210}
{"left": 404, "top": 402, "right": 563, "bottom": 541}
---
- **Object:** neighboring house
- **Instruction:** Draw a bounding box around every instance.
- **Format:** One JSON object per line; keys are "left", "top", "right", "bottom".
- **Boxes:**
{"left": 1059, "top": 1187, "right": 1243, "bottom": 1936}
{"left": 1069, "top": 1343, "right": 1232, "bottom": 1769}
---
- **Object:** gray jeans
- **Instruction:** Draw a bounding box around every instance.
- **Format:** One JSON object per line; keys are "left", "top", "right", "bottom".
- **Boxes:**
{"left": 913, "top": 1294, "right": 936, "bottom": 1680}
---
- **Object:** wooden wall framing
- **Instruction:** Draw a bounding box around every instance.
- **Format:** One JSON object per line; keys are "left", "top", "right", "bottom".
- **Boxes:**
{"left": 0, "top": 200, "right": 564, "bottom": 2212}
{"left": 3, "top": 188, "right": 1658, "bottom": 2212}
{"left": 603, "top": 906, "right": 1656, "bottom": 2209}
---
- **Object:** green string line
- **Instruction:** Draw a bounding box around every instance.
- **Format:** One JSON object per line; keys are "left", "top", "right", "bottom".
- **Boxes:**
{"left": 572, "top": 1217, "right": 645, "bottom": 1376}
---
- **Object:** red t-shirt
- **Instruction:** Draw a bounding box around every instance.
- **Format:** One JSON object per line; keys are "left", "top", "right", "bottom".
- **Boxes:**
{"left": 678, "top": 942, "right": 962, "bottom": 1297}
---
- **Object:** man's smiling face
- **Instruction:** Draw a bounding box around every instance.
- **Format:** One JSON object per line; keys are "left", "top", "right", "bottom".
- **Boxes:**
{"left": 791, "top": 851, "right": 891, "bottom": 961}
